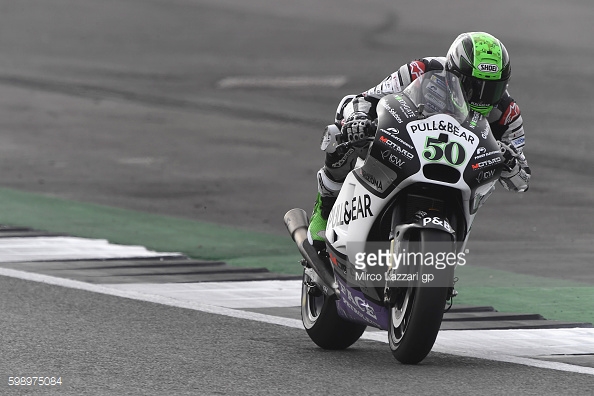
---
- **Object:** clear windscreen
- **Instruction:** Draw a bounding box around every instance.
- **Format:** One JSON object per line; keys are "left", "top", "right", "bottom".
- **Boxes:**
{"left": 402, "top": 70, "right": 469, "bottom": 124}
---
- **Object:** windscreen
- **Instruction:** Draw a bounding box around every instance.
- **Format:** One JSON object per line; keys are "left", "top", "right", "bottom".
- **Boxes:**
{"left": 402, "top": 70, "right": 469, "bottom": 124}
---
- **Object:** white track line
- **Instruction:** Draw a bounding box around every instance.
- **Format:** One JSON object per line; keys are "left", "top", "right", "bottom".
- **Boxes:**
{"left": 1, "top": 267, "right": 594, "bottom": 375}
{"left": 0, "top": 236, "right": 182, "bottom": 262}
{"left": 106, "top": 280, "right": 303, "bottom": 308}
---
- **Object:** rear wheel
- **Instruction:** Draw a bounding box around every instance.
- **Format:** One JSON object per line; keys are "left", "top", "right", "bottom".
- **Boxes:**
{"left": 301, "top": 270, "right": 366, "bottom": 350}
{"left": 388, "top": 229, "right": 454, "bottom": 364}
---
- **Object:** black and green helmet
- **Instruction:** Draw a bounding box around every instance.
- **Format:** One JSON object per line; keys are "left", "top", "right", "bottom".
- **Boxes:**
{"left": 446, "top": 32, "right": 511, "bottom": 115}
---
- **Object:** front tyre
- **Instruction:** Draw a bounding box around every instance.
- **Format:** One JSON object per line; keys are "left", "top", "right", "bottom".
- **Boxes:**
{"left": 388, "top": 229, "right": 454, "bottom": 364}
{"left": 301, "top": 270, "right": 366, "bottom": 350}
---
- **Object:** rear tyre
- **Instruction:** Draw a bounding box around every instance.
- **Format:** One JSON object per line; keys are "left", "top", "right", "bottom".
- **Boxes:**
{"left": 388, "top": 229, "right": 454, "bottom": 364}
{"left": 301, "top": 270, "right": 366, "bottom": 350}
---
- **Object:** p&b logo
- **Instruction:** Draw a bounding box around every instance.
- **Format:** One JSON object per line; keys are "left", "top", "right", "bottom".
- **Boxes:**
{"left": 478, "top": 63, "right": 499, "bottom": 73}
{"left": 422, "top": 216, "right": 453, "bottom": 233}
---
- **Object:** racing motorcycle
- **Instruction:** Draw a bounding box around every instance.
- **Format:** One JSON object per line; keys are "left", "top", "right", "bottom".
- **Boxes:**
{"left": 284, "top": 70, "right": 505, "bottom": 364}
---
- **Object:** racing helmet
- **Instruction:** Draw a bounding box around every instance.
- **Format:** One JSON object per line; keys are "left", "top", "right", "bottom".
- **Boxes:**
{"left": 445, "top": 32, "right": 511, "bottom": 115}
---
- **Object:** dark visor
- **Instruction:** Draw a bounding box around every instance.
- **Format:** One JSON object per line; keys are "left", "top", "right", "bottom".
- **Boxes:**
{"left": 460, "top": 75, "right": 507, "bottom": 106}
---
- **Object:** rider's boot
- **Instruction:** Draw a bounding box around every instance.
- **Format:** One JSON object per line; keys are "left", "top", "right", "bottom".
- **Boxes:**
{"left": 307, "top": 192, "right": 337, "bottom": 253}
{"left": 307, "top": 167, "right": 343, "bottom": 262}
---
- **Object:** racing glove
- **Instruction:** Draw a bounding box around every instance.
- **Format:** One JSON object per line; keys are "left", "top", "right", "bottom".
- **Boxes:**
{"left": 341, "top": 112, "right": 376, "bottom": 147}
{"left": 498, "top": 141, "right": 531, "bottom": 192}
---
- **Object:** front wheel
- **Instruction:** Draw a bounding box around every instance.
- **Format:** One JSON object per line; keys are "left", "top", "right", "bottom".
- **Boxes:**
{"left": 301, "top": 270, "right": 366, "bottom": 350}
{"left": 388, "top": 229, "right": 455, "bottom": 364}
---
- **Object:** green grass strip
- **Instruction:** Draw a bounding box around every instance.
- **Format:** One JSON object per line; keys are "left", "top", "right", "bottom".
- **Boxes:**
{"left": 0, "top": 187, "right": 303, "bottom": 274}
{"left": 454, "top": 265, "right": 594, "bottom": 324}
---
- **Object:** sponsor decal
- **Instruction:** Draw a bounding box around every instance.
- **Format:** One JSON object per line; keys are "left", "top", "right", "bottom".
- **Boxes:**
{"left": 478, "top": 63, "right": 499, "bottom": 73}
{"left": 430, "top": 74, "right": 447, "bottom": 90}
{"left": 380, "top": 128, "right": 414, "bottom": 150}
{"left": 382, "top": 127, "right": 399, "bottom": 135}
{"left": 469, "top": 112, "right": 481, "bottom": 129}
{"left": 425, "top": 92, "right": 446, "bottom": 109}
{"left": 426, "top": 82, "right": 446, "bottom": 100}
{"left": 500, "top": 102, "right": 521, "bottom": 125}
{"left": 471, "top": 156, "right": 502, "bottom": 170}
{"left": 394, "top": 136, "right": 414, "bottom": 150}
{"left": 361, "top": 169, "right": 383, "bottom": 191}
{"left": 394, "top": 95, "right": 416, "bottom": 119}
{"left": 409, "top": 61, "right": 426, "bottom": 80}
{"left": 327, "top": 194, "right": 374, "bottom": 228}
{"left": 422, "top": 216, "right": 453, "bottom": 233}
{"left": 409, "top": 120, "right": 475, "bottom": 143}
{"left": 475, "top": 169, "right": 496, "bottom": 183}
{"left": 341, "top": 283, "right": 377, "bottom": 319}
{"left": 481, "top": 127, "right": 489, "bottom": 139}
{"left": 336, "top": 279, "right": 381, "bottom": 325}
{"left": 381, "top": 150, "right": 405, "bottom": 168}
{"left": 379, "top": 135, "right": 414, "bottom": 160}
{"left": 474, "top": 148, "right": 500, "bottom": 160}
{"left": 511, "top": 136, "right": 525, "bottom": 148}
{"left": 381, "top": 100, "right": 403, "bottom": 123}
{"left": 408, "top": 115, "right": 479, "bottom": 168}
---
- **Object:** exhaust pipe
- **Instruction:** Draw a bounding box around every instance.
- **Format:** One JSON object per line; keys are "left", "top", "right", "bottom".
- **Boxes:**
{"left": 284, "top": 208, "right": 339, "bottom": 296}
{"left": 284, "top": 208, "right": 309, "bottom": 249}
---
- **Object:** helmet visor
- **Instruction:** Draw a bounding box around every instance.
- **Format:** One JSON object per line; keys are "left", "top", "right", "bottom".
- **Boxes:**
{"left": 461, "top": 75, "right": 508, "bottom": 107}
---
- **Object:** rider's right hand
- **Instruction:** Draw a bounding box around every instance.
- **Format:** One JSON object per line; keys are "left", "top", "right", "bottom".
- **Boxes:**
{"left": 341, "top": 112, "right": 375, "bottom": 146}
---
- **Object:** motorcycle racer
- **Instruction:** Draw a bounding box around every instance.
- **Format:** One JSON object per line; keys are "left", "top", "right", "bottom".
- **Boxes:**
{"left": 307, "top": 32, "right": 532, "bottom": 247}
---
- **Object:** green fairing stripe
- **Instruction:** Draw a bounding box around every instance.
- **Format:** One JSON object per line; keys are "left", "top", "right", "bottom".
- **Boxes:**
{"left": 470, "top": 33, "right": 503, "bottom": 80}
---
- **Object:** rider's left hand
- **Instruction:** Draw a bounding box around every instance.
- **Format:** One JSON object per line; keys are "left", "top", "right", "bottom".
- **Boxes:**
{"left": 498, "top": 141, "right": 520, "bottom": 171}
